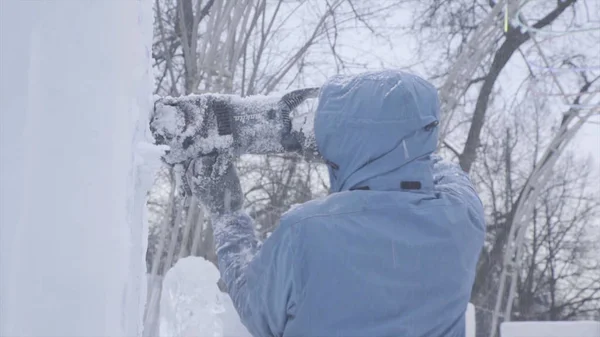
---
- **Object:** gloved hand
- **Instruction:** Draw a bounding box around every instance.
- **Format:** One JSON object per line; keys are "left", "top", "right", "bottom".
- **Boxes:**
{"left": 187, "top": 153, "right": 244, "bottom": 216}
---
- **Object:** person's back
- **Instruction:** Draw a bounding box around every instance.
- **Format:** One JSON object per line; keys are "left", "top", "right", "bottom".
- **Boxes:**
{"left": 193, "top": 70, "right": 486, "bottom": 337}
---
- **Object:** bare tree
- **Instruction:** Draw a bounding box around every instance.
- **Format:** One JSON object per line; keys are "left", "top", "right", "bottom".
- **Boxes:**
{"left": 515, "top": 154, "right": 600, "bottom": 321}
{"left": 407, "top": 1, "right": 599, "bottom": 334}
{"left": 464, "top": 75, "right": 599, "bottom": 334}
{"left": 238, "top": 154, "right": 326, "bottom": 237}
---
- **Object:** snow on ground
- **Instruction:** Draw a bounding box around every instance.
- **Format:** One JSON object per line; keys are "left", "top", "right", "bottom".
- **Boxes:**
{"left": 158, "top": 261, "right": 600, "bottom": 337}
{"left": 466, "top": 302, "right": 476, "bottom": 337}
{"left": 0, "top": 0, "right": 157, "bottom": 335}
{"left": 501, "top": 321, "right": 600, "bottom": 337}
{"left": 160, "top": 257, "right": 251, "bottom": 337}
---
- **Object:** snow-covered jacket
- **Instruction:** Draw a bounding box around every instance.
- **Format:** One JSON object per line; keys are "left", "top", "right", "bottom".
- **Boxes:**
{"left": 212, "top": 70, "right": 486, "bottom": 337}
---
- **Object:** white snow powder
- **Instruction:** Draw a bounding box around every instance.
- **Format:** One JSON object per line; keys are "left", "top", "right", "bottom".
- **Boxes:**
{"left": 501, "top": 321, "right": 600, "bottom": 337}
{"left": 160, "top": 257, "right": 251, "bottom": 337}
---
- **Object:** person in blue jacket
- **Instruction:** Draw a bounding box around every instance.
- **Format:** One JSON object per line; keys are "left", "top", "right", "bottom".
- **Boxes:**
{"left": 190, "top": 70, "right": 486, "bottom": 337}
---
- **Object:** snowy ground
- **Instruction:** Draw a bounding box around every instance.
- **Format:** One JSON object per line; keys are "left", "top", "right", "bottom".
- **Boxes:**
{"left": 158, "top": 257, "right": 600, "bottom": 337}
{"left": 501, "top": 321, "right": 600, "bottom": 337}
{"left": 159, "top": 257, "right": 475, "bottom": 337}
{"left": 160, "top": 257, "right": 251, "bottom": 337}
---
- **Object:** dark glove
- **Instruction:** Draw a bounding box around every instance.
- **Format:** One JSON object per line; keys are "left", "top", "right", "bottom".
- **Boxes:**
{"left": 187, "top": 153, "right": 244, "bottom": 216}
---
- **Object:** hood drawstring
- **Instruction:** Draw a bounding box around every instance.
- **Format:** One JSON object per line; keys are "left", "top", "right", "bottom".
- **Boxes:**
{"left": 397, "top": 120, "right": 439, "bottom": 191}
{"left": 424, "top": 120, "right": 439, "bottom": 131}
{"left": 325, "top": 159, "right": 339, "bottom": 170}
{"left": 325, "top": 158, "right": 340, "bottom": 186}
{"left": 402, "top": 139, "right": 409, "bottom": 159}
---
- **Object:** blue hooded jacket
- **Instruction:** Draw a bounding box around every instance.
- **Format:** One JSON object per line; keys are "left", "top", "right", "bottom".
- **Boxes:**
{"left": 212, "top": 70, "right": 486, "bottom": 337}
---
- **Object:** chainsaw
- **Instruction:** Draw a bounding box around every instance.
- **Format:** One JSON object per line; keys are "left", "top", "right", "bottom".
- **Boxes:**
{"left": 150, "top": 88, "right": 321, "bottom": 168}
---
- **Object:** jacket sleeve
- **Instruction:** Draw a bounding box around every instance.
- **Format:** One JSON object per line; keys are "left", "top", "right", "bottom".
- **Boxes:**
{"left": 212, "top": 211, "right": 297, "bottom": 337}
{"left": 431, "top": 154, "right": 484, "bottom": 216}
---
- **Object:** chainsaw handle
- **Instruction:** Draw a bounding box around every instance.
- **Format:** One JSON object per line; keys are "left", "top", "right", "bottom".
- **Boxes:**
{"left": 278, "top": 87, "right": 320, "bottom": 134}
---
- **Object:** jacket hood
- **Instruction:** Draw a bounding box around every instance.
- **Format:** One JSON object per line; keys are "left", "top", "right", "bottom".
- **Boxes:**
{"left": 314, "top": 70, "right": 440, "bottom": 193}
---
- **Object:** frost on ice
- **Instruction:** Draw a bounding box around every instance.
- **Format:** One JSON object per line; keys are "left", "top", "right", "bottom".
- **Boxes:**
{"left": 0, "top": 0, "right": 157, "bottom": 336}
{"left": 160, "top": 257, "right": 224, "bottom": 337}
{"left": 160, "top": 257, "right": 251, "bottom": 337}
